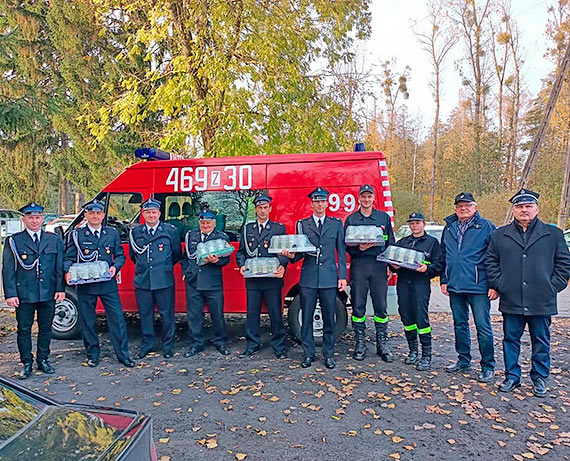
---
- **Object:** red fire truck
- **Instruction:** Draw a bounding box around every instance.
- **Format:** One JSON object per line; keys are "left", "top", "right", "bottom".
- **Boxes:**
{"left": 53, "top": 149, "right": 395, "bottom": 343}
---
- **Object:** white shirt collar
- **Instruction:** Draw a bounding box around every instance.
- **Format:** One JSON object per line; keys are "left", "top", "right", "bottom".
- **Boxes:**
{"left": 257, "top": 219, "right": 269, "bottom": 228}
{"left": 147, "top": 224, "right": 159, "bottom": 233}
{"left": 26, "top": 228, "right": 41, "bottom": 240}
{"left": 88, "top": 225, "right": 102, "bottom": 235}
{"left": 312, "top": 215, "right": 325, "bottom": 226}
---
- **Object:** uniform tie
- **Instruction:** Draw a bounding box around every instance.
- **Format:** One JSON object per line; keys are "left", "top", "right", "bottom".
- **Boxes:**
{"left": 201, "top": 232, "right": 207, "bottom": 242}
{"left": 149, "top": 228, "right": 155, "bottom": 237}
{"left": 94, "top": 230, "right": 100, "bottom": 239}
{"left": 258, "top": 223, "right": 264, "bottom": 235}
{"left": 317, "top": 219, "right": 323, "bottom": 233}
{"left": 33, "top": 233, "right": 39, "bottom": 246}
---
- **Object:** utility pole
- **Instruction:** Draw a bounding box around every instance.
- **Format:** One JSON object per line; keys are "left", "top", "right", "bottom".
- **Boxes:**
{"left": 505, "top": 40, "right": 570, "bottom": 224}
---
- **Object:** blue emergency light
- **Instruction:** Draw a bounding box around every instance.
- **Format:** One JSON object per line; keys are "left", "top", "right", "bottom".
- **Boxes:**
{"left": 135, "top": 148, "right": 172, "bottom": 160}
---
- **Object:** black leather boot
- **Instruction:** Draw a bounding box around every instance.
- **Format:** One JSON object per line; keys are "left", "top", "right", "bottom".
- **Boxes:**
{"left": 353, "top": 323, "right": 367, "bottom": 361}
{"left": 375, "top": 322, "right": 394, "bottom": 362}
{"left": 416, "top": 333, "right": 432, "bottom": 371}
{"left": 404, "top": 330, "right": 419, "bottom": 365}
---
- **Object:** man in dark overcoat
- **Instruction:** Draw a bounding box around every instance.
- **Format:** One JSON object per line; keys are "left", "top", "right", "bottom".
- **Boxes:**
{"left": 485, "top": 189, "right": 570, "bottom": 397}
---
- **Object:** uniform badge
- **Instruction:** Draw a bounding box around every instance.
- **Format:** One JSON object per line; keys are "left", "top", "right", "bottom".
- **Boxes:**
{"left": 264, "top": 241, "right": 269, "bottom": 248}
{"left": 249, "top": 242, "right": 253, "bottom": 247}
{"left": 84, "top": 249, "right": 90, "bottom": 254}
{"left": 21, "top": 254, "right": 27, "bottom": 260}
{"left": 105, "top": 246, "right": 111, "bottom": 254}
{"left": 158, "top": 243, "right": 164, "bottom": 252}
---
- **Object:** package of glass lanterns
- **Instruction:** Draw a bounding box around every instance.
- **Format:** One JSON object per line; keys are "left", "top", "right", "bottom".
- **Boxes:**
{"left": 243, "top": 257, "right": 281, "bottom": 278}
{"left": 268, "top": 234, "right": 316, "bottom": 253}
{"left": 376, "top": 245, "right": 427, "bottom": 270}
{"left": 344, "top": 225, "right": 385, "bottom": 246}
{"left": 68, "top": 261, "right": 112, "bottom": 285}
{"left": 196, "top": 239, "right": 235, "bottom": 265}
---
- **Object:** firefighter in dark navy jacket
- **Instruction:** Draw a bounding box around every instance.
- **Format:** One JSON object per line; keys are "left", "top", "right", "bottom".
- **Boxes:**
{"left": 181, "top": 209, "right": 231, "bottom": 356}
{"left": 64, "top": 200, "right": 134, "bottom": 368}
{"left": 129, "top": 198, "right": 183, "bottom": 359}
{"left": 392, "top": 212, "right": 442, "bottom": 371}
{"left": 344, "top": 184, "right": 396, "bottom": 362}
{"left": 2, "top": 202, "right": 65, "bottom": 379}
{"left": 236, "top": 194, "right": 289, "bottom": 359}
{"left": 285, "top": 187, "right": 347, "bottom": 370}
{"left": 486, "top": 189, "right": 570, "bottom": 397}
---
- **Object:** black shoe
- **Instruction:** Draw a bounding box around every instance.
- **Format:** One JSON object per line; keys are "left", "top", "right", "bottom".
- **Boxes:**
{"left": 301, "top": 357, "right": 313, "bottom": 368}
{"left": 478, "top": 369, "right": 495, "bottom": 383}
{"left": 87, "top": 358, "right": 99, "bottom": 368}
{"left": 324, "top": 357, "right": 336, "bottom": 369}
{"left": 216, "top": 345, "right": 230, "bottom": 356}
{"left": 239, "top": 346, "right": 260, "bottom": 358}
{"left": 163, "top": 350, "right": 173, "bottom": 359}
{"left": 498, "top": 378, "right": 521, "bottom": 393}
{"left": 445, "top": 362, "right": 472, "bottom": 373}
{"left": 119, "top": 358, "right": 136, "bottom": 368}
{"left": 135, "top": 349, "right": 152, "bottom": 360}
{"left": 37, "top": 360, "right": 55, "bottom": 374}
{"left": 19, "top": 362, "right": 32, "bottom": 380}
{"left": 275, "top": 350, "right": 287, "bottom": 359}
{"left": 404, "top": 349, "right": 419, "bottom": 365}
{"left": 183, "top": 347, "right": 204, "bottom": 358}
{"left": 532, "top": 378, "right": 547, "bottom": 398}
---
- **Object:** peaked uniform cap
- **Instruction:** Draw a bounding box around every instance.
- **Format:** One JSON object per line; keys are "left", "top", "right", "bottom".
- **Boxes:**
{"left": 19, "top": 202, "right": 44, "bottom": 215}
{"left": 454, "top": 192, "right": 476, "bottom": 204}
{"left": 141, "top": 198, "right": 161, "bottom": 210}
{"left": 308, "top": 187, "right": 329, "bottom": 201}
{"left": 509, "top": 188, "right": 539, "bottom": 205}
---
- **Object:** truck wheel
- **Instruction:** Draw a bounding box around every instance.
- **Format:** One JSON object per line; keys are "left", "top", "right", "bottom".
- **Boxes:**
{"left": 287, "top": 294, "right": 348, "bottom": 346}
{"left": 52, "top": 293, "right": 82, "bottom": 340}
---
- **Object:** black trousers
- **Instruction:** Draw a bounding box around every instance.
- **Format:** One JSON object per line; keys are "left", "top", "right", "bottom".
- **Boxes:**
{"left": 350, "top": 259, "right": 388, "bottom": 321}
{"left": 16, "top": 301, "right": 55, "bottom": 364}
{"left": 185, "top": 285, "right": 227, "bottom": 349}
{"left": 396, "top": 280, "right": 431, "bottom": 333}
{"left": 245, "top": 287, "right": 286, "bottom": 353}
{"left": 300, "top": 286, "right": 336, "bottom": 359}
{"left": 77, "top": 290, "right": 130, "bottom": 361}
{"left": 135, "top": 286, "right": 175, "bottom": 351}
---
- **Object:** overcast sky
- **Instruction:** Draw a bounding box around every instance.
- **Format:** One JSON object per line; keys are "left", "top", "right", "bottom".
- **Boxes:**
{"left": 363, "top": 0, "right": 554, "bottom": 128}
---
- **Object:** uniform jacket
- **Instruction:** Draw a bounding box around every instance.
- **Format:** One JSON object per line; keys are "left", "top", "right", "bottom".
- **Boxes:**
{"left": 64, "top": 226, "right": 125, "bottom": 295}
{"left": 181, "top": 229, "right": 230, "bottom": 291}
{"left": 235, "top": 220, "right": 289, "bottom": 289}
{"left": 485, "top": 218, "right": 570, "bottom": 316}
{"left": 344, "top": 208, "right": 395, "bottom": 260}
{"left": 129, "top": 222, "right": 183, "bottom": 290}
{"left": 294, "top": 216, "right": 347, "bottom": 289}
{"left": 394, "top": 233, "right": 443, "bottom": 285}
{"left": 2, "top": 230, "right": 64, "bottom": 303}
{"left": 440, "top": 212, "right": 496, "bottom": 294}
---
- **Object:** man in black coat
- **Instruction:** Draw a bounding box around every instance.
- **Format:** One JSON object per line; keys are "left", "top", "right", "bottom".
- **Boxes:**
{"left": 236, "top": 194, "right": 288, "bottom": 359}
{"left": 285, "top": 187, "right": 347, "bottom": 370}
{"left": 64, "top": 200, "right": 134, "bottom": 368}
{"left": 2, "top": 202, "right": 65, "bottom": 379}
{"left": 181, "top": 209, "right": 231, "bottom": 356}
{"left": 129, "top": 198, "right": 183, "bottom": 359}
{"left": 485, "top": 189, "right": 570, "bottom": 397}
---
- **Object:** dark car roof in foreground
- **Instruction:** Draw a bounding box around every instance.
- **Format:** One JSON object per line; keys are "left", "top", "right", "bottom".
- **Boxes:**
{"left": 0, "top": 376, "right": 153, "bottom": 461}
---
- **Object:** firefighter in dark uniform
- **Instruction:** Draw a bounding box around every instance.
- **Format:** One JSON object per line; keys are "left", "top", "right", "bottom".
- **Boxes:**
{"left": 486, "top": 189, "right": 570, "bottom": 397}
{"left": 236, "top": 194, "right": 288, "bottom": 359}
{"left": 181, "top": 210, "right": 231, "bottom": 356}
{"left": 344, "top": 184, "right": 395, "bottom": 362}
{"left": 64, "top": 200, "right": 135, "bottom": 368}
{"left": 2, "top": 202, "right": 65, "bottom": 379}
{"left": 285, "top": 187, "right": 347, "bottom": 369}
{"left": 129, "top": 198, "right": 182, "bottom": 359}
{"left": 392, "top": 212, "right": 442, "bottom": 371}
